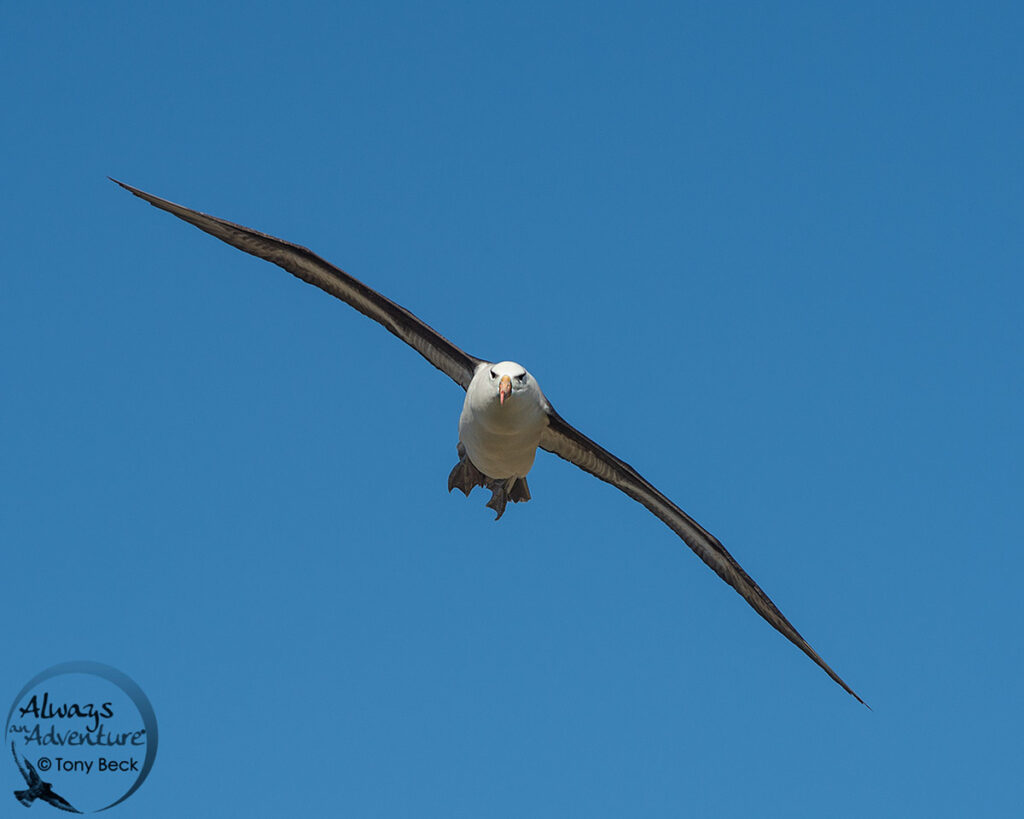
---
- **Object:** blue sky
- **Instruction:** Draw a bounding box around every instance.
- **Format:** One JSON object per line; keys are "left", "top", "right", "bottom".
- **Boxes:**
{"left": 2, "top": 1, "right": 1022, "bottom": 816}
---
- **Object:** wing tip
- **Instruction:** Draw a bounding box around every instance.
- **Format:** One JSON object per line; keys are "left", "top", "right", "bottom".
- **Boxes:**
{"left": 851, "top": 687, "right": 870, "bottom": 709}
{"left": 109, "top": 177, "right": 149, "bottom": 198}
{"left": 818, "top": 659, "right": 868, "bottom": 708}
{"left": 845, "top": 685, "right": 870, "bottom": 709}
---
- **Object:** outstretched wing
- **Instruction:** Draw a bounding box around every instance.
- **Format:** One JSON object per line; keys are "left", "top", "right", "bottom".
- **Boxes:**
{"left": 11, "top": 742, "right": 37, "bottom": 786}
{"left": 112, "top": 180, "right": 486, "bottom": 390}
{"left": 43, "top": 790, "right": 81, "bottom": 814}
{"left": 540, "top": 406, "right": 865, "bottom": 705}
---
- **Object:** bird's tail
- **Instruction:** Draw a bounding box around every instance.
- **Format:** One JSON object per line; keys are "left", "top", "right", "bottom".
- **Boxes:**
{"left": 14, "top": 788, "right": 35, "bottom": 807}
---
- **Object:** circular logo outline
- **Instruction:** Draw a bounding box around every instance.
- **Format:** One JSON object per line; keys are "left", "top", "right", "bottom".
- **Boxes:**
{"left": 5, "top": 661, "right": 158, "bottom": 812}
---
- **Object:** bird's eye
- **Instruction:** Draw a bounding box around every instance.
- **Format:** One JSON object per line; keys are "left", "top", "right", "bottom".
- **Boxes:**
{"left": 515, "top": 374, "right": 525, "bottom": 382}
{"left": 489, "top": 369, "right": 497, "bottom": 379}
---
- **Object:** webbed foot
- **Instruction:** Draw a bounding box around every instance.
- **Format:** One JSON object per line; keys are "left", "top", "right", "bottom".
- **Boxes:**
{"left": 484, "top": 476, "right": 531, "bottom": 521}
{"left": 448, "top": 443, "right": 532, "bottom": 520}
{"left": 508, "top": 476, "right": 530, "bottom": 503}
{"left": 485, "top": 481, "right": 510, "bottom": 520}
{"left": 447, "top": 442, "right": 487, "bottom": 497}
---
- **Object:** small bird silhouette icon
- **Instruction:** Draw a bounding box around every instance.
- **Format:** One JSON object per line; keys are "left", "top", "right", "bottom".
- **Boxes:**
{"left": 11, "top": 743, "right": 80, "bottom": 813}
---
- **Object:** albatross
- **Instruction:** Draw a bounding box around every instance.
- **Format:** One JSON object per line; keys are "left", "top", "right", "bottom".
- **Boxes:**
{"left": 113, "top": 179, "right": 865, "bottom": 705}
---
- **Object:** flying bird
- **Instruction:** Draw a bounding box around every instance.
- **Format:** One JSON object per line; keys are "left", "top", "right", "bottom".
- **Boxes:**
{"left": 11, "top": 743, "right": 81, "bottom": 813}
{"left": 113, "top": 179, "right": 865, "bottom": 705}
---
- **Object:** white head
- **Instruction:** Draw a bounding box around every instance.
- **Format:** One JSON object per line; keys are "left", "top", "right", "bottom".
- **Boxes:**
{"left": 485, "top": 361, "right": 532, "bottom": 406}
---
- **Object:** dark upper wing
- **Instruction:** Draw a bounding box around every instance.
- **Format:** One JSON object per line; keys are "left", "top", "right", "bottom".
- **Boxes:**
{"left": 112, "top": 179, "right": 485, "bottom": 390}
{"left": 43, "top": 791, "right": 82, "bottom": 814}
{"left": 21, "top": 754, "right": 42, "bottom": 786}
{"left": 11, "top": 742, "right": 36, "bottom": 786}
{"left": 540, "top": 406, "right": 865, "bottom": 705}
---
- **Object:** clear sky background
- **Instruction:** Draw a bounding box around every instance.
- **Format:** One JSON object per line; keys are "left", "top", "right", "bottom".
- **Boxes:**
{"left": 2, "top": 2, "right": 1022, "bottom": 816}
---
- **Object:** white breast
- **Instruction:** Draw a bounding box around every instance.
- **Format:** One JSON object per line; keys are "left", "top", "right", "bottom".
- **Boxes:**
{"left": 458, "top": 363, "right": 548, "bottom": 479}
